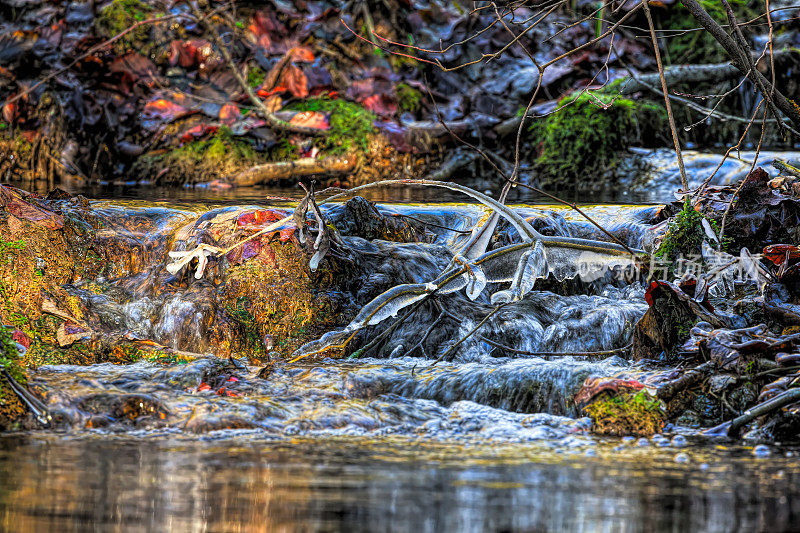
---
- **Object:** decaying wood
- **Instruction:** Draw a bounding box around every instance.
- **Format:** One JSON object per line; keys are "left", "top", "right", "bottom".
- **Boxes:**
{"left": 227, "top": 154, "right": 357, "bottom": 186}
{"left": 656, "top": 361, "right": 715, "bottom": 402}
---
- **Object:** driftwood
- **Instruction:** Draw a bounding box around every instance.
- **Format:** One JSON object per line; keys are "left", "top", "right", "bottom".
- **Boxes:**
{"left": 226, "top": 154, "right": 357, "bottom": 186}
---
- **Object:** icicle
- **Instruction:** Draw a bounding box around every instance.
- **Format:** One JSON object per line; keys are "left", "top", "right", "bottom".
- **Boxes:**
{"left": 464, "top": 264, "right": 488, "bottom": 300}
{"left": 491, "top": 240, "right": 548, "bottom": 304}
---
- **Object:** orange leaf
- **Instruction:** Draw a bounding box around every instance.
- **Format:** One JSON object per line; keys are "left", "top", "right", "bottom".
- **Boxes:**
{"left": 280, "top": 64, "right": 308, "bottom": 99}
{"left": 219, "top": 103, "right": 240, "bottom": 125}
{"left": 289, "top": 110, "right": 329, "bottom": 130}
{"left": 289, "top": 46, "right": 315, "bottom": 63}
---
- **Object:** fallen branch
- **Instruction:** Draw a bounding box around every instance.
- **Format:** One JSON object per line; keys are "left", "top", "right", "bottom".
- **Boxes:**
{"left": 656, "top": 361, "right": 715, "bottom": 402}
{"left": 708, "top": 387, "right": 800, "bottom": 437}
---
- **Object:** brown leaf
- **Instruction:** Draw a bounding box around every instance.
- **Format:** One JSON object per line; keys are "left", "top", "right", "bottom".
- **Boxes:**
{"left": 0, "top": 185, "right": 63, "bottom": 229}
{"left": 280, "top": 64, "right": 308, "bottom": 98}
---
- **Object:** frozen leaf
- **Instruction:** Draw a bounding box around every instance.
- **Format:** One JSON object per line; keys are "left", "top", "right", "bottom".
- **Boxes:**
{"left": 166, "top": 243, "right": 222, "bottom": 279}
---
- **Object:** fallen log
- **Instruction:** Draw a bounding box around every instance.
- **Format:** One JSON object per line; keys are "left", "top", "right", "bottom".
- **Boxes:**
{"left": 226, "top": 154, "right": 357, "bottom": 187}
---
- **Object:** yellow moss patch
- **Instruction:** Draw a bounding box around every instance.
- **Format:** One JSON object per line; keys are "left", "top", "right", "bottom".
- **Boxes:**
{"left": 584, "top": 390, "right": 666, "bottom": 437}
{"left": 217, "top": 241, "right": 338, "bottom": 359}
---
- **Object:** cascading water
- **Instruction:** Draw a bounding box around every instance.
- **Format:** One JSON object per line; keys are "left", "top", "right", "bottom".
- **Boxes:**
{"left": 21, "top": 199, "right": 663, "bottom": 441}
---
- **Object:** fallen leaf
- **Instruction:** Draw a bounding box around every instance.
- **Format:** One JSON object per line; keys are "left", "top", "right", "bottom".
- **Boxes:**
{"left": 143, "top": 98, "right": 189, "bottom": 122}
{"left": 279, "top": 64, "right": 308, "bottom": 98}
{"left": 288, "top": 110, "right": 329, "bottom": 129}
{"left": 219, "top": 103, "right": 240, "bottom": 125}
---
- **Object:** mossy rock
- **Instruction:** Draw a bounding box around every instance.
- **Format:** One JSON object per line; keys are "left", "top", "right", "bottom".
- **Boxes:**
{"left": 132, "top": 126, "right": 270, "bottom": 184}
{"left": 395, "top": 83, "right": 422, "bottom": 113}
{"left": 584, "top": 390, "right": 665, "bottom": 436}
{"left": 528, "top": 91, "right": 667, "bottom": 187}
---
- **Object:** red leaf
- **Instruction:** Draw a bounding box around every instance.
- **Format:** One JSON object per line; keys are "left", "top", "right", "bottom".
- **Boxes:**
{"left": 169, "top": 39, "right": 213, "bottom": 69}
{"left": 2, "top": 101, "right": 18, "bottom": 123}
{"left": 279, "top": 227, "right": 295, "bottom": 242}
{"left": 109, "top": 53, "right": 158, "bottom": 86}
{"left": 237, "top": 209, "right": 286, "bottom": 227}
{"left": 196, "top": 383, "right": 212, "bottom": 392}
{"left": 12, "top": 329, "right": 31, "bottom": 349}
{"left": 764, "top": 244, "right": 800, "bottom": 266}
{"left": 180, "top": 124, "right": 218, "bottom": 143}
{"left": 361, "top": 93, "right": 397, "bottom": 116}
{"left": 257, "top": 85, "right": 287, "bottom": 98}
{"left": 0, "top": 185, "right": 64, "bottom": 229}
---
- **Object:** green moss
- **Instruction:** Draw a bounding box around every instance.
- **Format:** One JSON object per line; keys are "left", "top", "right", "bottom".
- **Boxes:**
{"left": 0, "top": 325, "right": 25, "bottom": 385}
{"left": 584, "top": 390, "right": 665, "bottom": 436}
{"left": 655, "top": 199, "right": 719, "bottom": 261}
{"left": 95, "top": 0, "right": 156, "bottom": 54}
{"left": 528, "top": 91, "right": 667, "bottom": 184}
{"left": 172, "top": 127, "right": 259, "bottom": 166}
{"left": 247, "top": 66, "right": 266, "bottom": 89}
{"left": 396, "top": 83, "right": 422, "bottom": 113}
{"left": 287, "top": 97, "right": 376, "bottom": 154}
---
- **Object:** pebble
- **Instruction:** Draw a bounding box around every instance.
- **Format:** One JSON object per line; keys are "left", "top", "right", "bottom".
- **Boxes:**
{"left": 699, "top": 463, "right": 709, "bottom": 471}
{"left": 585, "top": 449, "right": 597, "bottom": 457}
{"left": 637, "top": 437, "right": 650, "bottom": 447}
{"left": 674, "top": 453, "right": 690, "bottom": 464}
{"left": 671, "top": 435, "right": 688, "bottom": 448}
{"left": 622, "top": 436, "right": 635, "bottom": 443}
{"left": 753, "top": 444, "right": 771, "bottom": 458}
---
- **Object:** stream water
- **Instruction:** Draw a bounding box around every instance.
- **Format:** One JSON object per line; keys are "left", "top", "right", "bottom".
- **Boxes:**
{"left": 5, "top": 150, "right": 800, "bottom": 530}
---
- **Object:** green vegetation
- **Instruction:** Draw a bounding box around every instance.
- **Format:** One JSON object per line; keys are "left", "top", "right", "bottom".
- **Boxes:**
{"left": 584, "top": 390, "right": 665, "bottom": 436}
{"left": 396, "top": 83, "right": 423, "bottom": 113}
{"left": 95, "top": 0, "right": 156, "bottom": 54}
{"left": 655, "top": 199, "right": 722, "bottom": 261}
{"left": 528, "top": 91, "right": 667, "bottom": 184}
{"left": 0, "top": 325, "right": 24, "bottom": 384}
{"left": 287, "top": 97, "right": 376, "bottom": 154}
{"left": 247, "top": 66, "right": 266, "bottom": 89}
{"left": 175, "top": 127, "right": 258, "bottom": 163}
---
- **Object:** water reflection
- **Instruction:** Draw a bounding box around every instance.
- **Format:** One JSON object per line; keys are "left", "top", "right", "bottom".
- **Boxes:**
{"left": 0, "top": 435, "right": 797, "bottom": 532}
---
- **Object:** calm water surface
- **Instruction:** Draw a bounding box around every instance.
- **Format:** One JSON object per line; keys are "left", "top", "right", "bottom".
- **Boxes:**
{"left": 0, "top": 434, "right": 797, "bottom": 532}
